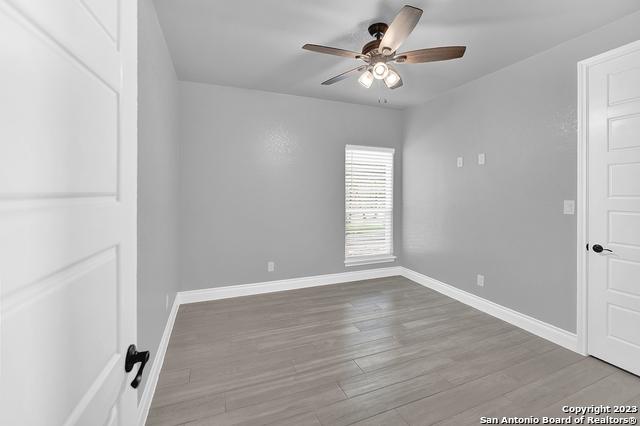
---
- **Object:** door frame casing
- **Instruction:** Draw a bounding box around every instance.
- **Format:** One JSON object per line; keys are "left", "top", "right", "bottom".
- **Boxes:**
{"left": 576, "top": 39, "right": 640, "bottom": 357}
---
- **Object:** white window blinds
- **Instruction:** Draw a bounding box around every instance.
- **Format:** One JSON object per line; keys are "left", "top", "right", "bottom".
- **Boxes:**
{"left": 345, "top": 145, "right": 396, "bottom": 266}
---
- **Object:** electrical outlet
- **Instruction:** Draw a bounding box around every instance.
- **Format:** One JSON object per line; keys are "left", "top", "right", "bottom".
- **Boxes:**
{"left": 267, "top": 261, "right": 275, "bottom": 272}
{"left": 165, "top": 294, "right": 169, "bottom": 311}
{"left": 478, "top": 153, "right": 486, "bottom": 165}
{"left": 457, "top": 157, "right": 464, "bottom": 168}
{"left": 477, "top": 274, "right": 485, "bottom": 287}
{"left": 563, "top": 200, "right": 575, "bottom": 215}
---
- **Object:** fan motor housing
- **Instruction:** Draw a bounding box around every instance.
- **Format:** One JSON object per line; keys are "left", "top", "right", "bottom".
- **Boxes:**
{"left": 362, "top": 39, "right": 381, "bottom": 56}
{"left": 363, "top": 22, "right": 389, "bottom": 56}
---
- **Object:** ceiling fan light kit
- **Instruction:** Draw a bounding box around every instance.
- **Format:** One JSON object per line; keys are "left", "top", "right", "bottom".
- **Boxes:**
{"left": 302, "top": 5, "right": 466, "bottom": 91}
{"left": 358, "top": 70, "right": 375, "bottom": 88}
{"left": 372, "top": 62, "right": 389, "bottom": 79}
{"left": 384, "top": 68, "right": 402, "bottom": 89}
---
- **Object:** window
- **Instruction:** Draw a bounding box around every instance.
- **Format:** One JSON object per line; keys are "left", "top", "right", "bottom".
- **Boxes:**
{"left": 345, "top": 145, "right": 396, "bottom": 266}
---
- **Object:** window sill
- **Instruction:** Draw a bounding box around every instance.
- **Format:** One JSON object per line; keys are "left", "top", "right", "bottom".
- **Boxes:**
{"left": 344, "top": 255, "right": 397, "bottom": 267}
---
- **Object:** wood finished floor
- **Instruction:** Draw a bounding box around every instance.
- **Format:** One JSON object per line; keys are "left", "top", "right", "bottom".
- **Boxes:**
{"left": 147, "top": 276, "right": 640, "bottom": 426}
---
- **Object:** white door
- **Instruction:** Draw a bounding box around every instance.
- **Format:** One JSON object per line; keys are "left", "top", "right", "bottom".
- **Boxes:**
{"left": 587, "top": 40, "right": 640, "bottom": 377}
{"left": 0, "top": 0, "right": 138, "bottom": 424}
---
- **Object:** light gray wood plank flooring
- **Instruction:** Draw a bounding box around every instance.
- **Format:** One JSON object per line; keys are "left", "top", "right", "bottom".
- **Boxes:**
{"left": 147, "top": 276, "right": 640, "bottom": 426}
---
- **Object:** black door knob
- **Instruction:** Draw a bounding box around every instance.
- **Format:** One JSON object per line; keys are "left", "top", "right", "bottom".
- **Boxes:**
{"left": 592, "top": 244, "right": 613, "bottom": 254}
{"left": 125, "top": 344, "right": 150, "bottom": 389}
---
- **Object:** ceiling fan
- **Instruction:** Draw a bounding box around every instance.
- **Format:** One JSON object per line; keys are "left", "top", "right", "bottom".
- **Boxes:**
{"left": 302, "top": 5, "right": 466, "bottom": 90}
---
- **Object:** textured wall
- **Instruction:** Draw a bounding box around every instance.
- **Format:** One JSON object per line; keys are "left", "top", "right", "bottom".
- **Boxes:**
{"left": 178, "top": 82, "right": 404, "bottom": 290}
{"left": 402, "top": 11, "right": 640, "bottom": 332}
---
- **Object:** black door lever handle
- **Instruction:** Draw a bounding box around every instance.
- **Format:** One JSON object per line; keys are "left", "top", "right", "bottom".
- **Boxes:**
{"left": 125, "top": 344, "right": 150, "bottom": 389}
{"left": 592, "top": 244, "right": 613, "bottom": 254}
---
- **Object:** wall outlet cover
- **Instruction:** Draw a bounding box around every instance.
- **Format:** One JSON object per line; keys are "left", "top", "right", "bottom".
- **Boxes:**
{"left": 563, "top": 200, "right": 575, "bottom": 215}
{"left": 457, "top": 157, "right": 464, "bottom": 168}
{"left": 267, "top": 261, "right": 275, "bottom": 272}
{"left": 478, "top": 153, "right": 486, "bottom": 165}
{"left": 477, "top": 274, "right": 485, "bottom": 287}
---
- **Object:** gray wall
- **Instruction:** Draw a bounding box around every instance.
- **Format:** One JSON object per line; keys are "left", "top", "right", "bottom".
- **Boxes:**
{"left": 402, "top": 11, "right": 640, "bottom": 333}
{"left": 138, "top": 0, "right": 180, "bottom": 392}
{"left": 178, "top": 82, "right": 404, "bottom": 290}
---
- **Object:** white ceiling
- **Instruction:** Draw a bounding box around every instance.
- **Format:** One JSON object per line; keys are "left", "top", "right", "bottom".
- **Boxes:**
{"left": 154, "top": 0, "right": 640, "bottom": 109}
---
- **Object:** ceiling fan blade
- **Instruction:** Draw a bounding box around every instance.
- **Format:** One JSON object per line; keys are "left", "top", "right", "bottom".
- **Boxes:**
{"left": 395, "top": 46, "right": 466, "bottom": 64}
{"left": 379, "top": 5, "right": 423, "bottom": 56}
{"left": 302, "top": 44, "right": 364, "bottom": 60}
{"left": 321, "top": 65, "right": 368, "bottom": 85}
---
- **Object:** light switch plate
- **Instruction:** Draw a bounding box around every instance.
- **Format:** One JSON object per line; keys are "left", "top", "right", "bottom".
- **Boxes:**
{"left": 478, "top": 153, "right": 486, "bottom": 165}
{"left": 457, "top": 157, "right": 464, "bottom": 168}
{"left": 563, "top": 200, "right": 575, "bottom": 215}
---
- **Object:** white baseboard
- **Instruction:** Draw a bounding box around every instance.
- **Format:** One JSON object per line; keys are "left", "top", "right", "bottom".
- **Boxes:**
{"left": 178, "top": 266, "right": 404, "bottom": 304}
{"left": 137, "top": 295, "right": 181, "bottom": 426}
{"left": 400, "top": 267, "right": 579, "bottom": 352}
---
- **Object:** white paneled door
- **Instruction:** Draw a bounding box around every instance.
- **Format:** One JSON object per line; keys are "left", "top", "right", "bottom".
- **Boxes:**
{"left": 586, "top": 41, "right": 640, "bottom": 377}
{"left": 0, "top": 0, "right": 138, "bottom": 425}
